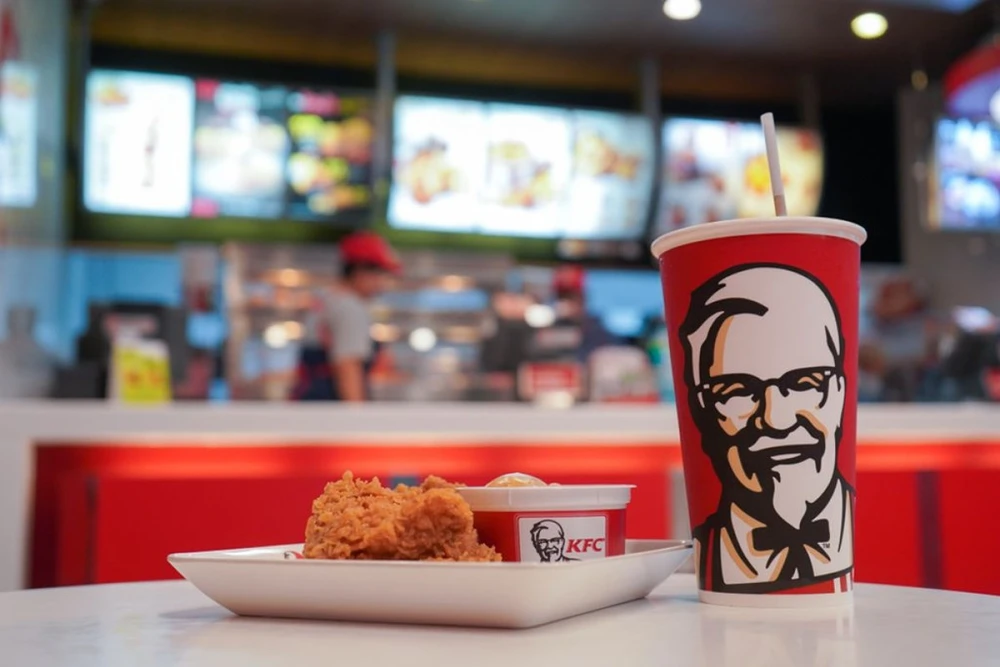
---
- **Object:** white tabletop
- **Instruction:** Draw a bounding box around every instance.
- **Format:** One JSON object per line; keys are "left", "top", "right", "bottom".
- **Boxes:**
{"left": 1, "top": 575, "right": 998, "bottom": 667}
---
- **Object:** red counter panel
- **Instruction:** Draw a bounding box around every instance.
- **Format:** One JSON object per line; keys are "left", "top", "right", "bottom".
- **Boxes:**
{"left": 34, "top": 442, "right": 677, "bottom": 587}
{"left": 937, "top": 470, "right": 1000, "bottom": 596}
{"left": 853, "top": 472, "right": 924, "bottom": 588}
{"left": 32, "top": 439, "right": 1000, "bottom": 595}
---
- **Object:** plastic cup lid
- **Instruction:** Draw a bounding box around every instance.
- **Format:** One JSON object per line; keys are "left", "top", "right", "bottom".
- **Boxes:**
{"left": 650, "top": 216, "right": 868, "bottom": 259}
{"left": 457, "top": 485, "right": 634, "bottom": 511}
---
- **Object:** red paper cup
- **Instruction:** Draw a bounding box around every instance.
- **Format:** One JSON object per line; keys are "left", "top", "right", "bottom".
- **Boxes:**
{"left": 652, "top": 217, "right": 867, "bottom": 607}
{"left": 456, "top": 486, "right": 633, "bottom": 563}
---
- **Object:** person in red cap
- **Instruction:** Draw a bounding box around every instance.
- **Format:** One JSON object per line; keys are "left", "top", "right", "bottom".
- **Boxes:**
{"left": 292, "top": 231, "right": 401, "bottom": 402}
{"left": 523, "top": 264, "right": 617, "bottom": 365}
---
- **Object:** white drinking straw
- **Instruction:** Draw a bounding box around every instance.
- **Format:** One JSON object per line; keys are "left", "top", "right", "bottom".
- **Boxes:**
{"left": 760, "top": 112, "right": 787, "bottom": 216}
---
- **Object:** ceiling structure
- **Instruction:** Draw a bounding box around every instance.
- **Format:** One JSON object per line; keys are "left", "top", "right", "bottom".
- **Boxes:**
{"left": 97, "top": 0, "right": 995, "bottom": 104}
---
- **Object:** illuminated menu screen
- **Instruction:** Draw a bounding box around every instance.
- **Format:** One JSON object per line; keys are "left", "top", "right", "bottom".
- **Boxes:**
{"left": 387, "top": 96, "right": 487, "bottom": 233}
{"left": 932, "top": 117, "right": 1000, "bottom": 230}
{"left": 286, "top": 90, "right": 374, "bottom": 220}
{"left": 480, "top": 103, "right": 573, "bottom": 238}
{"left": 0, "top": 62, "right": 38, "bottom": 208}
{"left": 654, "top": 118, "right": 824, "bottom": 235}
{"left": 81, "top": 69, "right": 375, "bottom": 224}
{"left": 83, "top": 70, "right": 195, "bottom": 216}
{"left": 567, "top": 110, "right": 655, "bottom": 240}
{"left": 387, "top": 96, "right": 655, "bottom": 240}
{"left": 191, "top": 80, "right": 288, "bottom": 218}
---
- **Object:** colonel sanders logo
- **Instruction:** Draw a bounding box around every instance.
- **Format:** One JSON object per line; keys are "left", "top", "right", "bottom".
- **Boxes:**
{"left": 683, "top": 265, "right": 854, "bottom": 594}
{"left": 529, "top": 520, "right": 580, "bottom": 563}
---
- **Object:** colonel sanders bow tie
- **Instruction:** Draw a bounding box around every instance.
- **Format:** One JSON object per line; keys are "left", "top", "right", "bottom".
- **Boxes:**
{"left": 751, "top": 518, "right": 831, "bottom": 581}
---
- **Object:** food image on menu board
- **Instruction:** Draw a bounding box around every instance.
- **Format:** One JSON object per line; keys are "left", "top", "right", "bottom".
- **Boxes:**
{"left": 0, "top": 62, "right": 38, "bottom": 209}
{"left": 285, "top": 90, "right": 374, "bottom": 220}
{"left": 83, "top": 70, "right": 194, "bottom": 216}
{"left": 388, "top": 96, "right": 487, "bottom": 233}
{"left": 191, "top": 80, "right": 288, "bottom": 219}
{"left": 655, "top": 118, "right": 824, "bottom": 234}
{"left": 737, "top": 126, "right": 823, "bottom": 219}
{"left": 656, "top": 118, "right": 743, "bottom": 233}
{"left": 566, "top": 111, "right": 654, "bottom": 240}
{"left": 480, "top": 104, "right": 572, "bottom": 238}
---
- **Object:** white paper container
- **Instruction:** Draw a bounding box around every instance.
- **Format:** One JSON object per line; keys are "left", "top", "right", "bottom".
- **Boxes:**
{"left": 168, "top": 539, "right": 693, "bottom": 629}
{"left": 456, "top": 484, "right": 634, "bottom": 511}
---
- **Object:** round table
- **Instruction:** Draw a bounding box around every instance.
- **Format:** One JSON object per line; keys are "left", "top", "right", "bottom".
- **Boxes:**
{"left": 2, "top": 574, "right": 997, "bottom": 666}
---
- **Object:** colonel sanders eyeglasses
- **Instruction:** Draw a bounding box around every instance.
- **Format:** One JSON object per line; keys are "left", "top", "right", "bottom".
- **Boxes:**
{"left": 699, "top": 366, "right": 840, "bottom": 418}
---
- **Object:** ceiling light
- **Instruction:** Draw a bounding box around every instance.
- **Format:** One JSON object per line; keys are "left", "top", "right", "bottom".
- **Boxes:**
{"left": 663, "top": 0, "right": 701, "bottom": 21}
{"left": 408, "top": 327, "right": 437, "bottom": 353}
{"left": 851, "top": 12, "right": 887, "bottom": 40}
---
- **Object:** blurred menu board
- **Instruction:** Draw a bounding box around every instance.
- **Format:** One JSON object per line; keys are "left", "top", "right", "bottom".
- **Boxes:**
{"left": 0, "top": 62, "right": 38, "bottom": 208}
{"left": 480, "top": 104, "right": 572, "bottom": 238}
{"left": 286, "top": 90, "right": 374, "bottom": 220}
{"left": 191, "top": 80, "right": 289, "bottom": 219}
{"left": 388, "top": 96, "right": 654, "bottom": 241}
{"left": 83, "top": 70, "right": 194, "bottom": 216}
{"left": 932, "top": 117, "right": 1000, "bottom": 230}
{"left": 387, "top": 96, "right": 487, "bottom": 233}
{"left": 567, "top": 110, "right": 655, "bottom": 240}
{"left": 654, "top": 118, "right": 823, "bottom": 235}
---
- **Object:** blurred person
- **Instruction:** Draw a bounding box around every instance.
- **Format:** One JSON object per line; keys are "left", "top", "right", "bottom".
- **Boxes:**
{"left": 292, "top": 231, "right": 400, "bottom": 402}
{"left": 543, "top": 265, "right": 617, "bottom": 363}
{"left": 867, "top": 277, "right": 928, "bottom": 402}
{"left": 857, "top": 342, "right": 887, "bottom": 403}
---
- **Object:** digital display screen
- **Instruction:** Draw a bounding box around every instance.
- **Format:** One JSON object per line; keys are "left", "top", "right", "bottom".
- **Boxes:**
{"left": 286, "top": 89, "right": 374, "bottom": 220}
{"left": 480, "top": 103, "right": 573, "bottom": 238}
{"left": 387, "top": 96, "right": 654, "bottom": 241}
{"left": 567, "top": 110, "right": 655, "bottom": 240}
{"left": 932, "top": 117, "right": 1000, "bottom": 230}
{"left": 191, "top": 80, "right": 289, "bottom": 219}
{"left": 83, "top": 70, "right": 194, "bottom": 216}
{"left": 81, "top": 69, "right": 374, "bottom": 225}
{"left": 0, "top": 62, "right": 38, "bottom": 208}
{"left": 654, "top": 117, "right": 824, "bottom": 235}
{"left": 387, "top": 96, "right": 487, "bottom": 233}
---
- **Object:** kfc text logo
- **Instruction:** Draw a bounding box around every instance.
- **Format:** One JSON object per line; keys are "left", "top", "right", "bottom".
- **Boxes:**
{"left": 518, "top": 516, "right": 607, "bottom": 562}
{"left": 565, "top": 538, "right": 606, "bottom": 554}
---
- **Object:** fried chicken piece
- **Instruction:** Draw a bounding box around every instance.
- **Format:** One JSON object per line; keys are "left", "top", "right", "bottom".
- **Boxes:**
{"left": 303, "top": 472, "right": 501, "bottom": 562}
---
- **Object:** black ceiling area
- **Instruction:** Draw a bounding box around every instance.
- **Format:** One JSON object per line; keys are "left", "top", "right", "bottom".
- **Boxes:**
{"left": 98, "top": 0, "right": 995, "bottom": 103}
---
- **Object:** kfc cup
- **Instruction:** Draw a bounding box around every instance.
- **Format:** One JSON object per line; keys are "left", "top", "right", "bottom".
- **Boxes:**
{"left": 651, "top": 217, "right": 866, "bottom": 608}
{"left": 456, "top": 485, "right": 633, "bottom": 563}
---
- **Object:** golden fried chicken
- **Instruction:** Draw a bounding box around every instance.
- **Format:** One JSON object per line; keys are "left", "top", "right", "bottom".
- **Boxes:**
{"left": 303, "top": 472, "right": 501, "bottom": 562}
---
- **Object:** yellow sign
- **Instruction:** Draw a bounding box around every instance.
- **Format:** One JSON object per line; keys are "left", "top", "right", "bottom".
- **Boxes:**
{"left": 110, "top": 340, "right": 172, "bottom": 404}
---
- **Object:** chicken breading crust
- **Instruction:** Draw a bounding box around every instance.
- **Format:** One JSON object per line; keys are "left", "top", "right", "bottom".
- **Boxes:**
{"left": 303, "top": 471, "right": 501, "bottom": 562}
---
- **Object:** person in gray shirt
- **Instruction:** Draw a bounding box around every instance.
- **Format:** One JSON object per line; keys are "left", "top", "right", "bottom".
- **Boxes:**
{"left": 293, "top": 232, "right": 400, "bottom": 402}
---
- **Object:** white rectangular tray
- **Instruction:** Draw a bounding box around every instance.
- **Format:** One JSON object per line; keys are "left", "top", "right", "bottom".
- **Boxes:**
{"left": 168, "top": 539, "right": 692, "bottom": 629}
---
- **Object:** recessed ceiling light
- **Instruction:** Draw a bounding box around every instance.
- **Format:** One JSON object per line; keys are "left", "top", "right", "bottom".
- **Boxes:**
{"left": 663, "top": 0, "right": 701, "bottom": 21}
{"left": 851, "top": 12, "right": 888, "bottom": 40}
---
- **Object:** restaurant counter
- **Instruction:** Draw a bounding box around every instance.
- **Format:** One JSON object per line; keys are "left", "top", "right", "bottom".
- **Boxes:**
{"left": 2, "top": 401, "right": 999, "bottom": 594}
